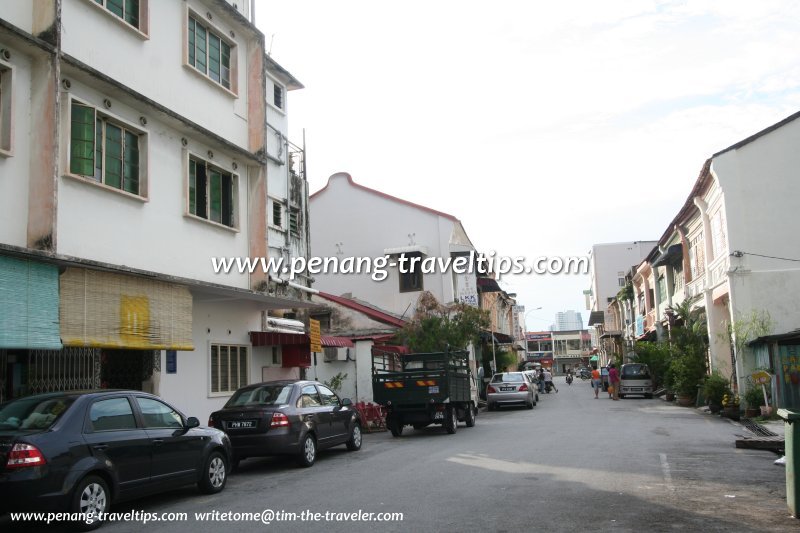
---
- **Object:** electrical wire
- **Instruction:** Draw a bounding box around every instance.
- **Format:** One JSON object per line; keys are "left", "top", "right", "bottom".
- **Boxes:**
{"left": 738, "top": 252, "right": 800, "bottom": 263}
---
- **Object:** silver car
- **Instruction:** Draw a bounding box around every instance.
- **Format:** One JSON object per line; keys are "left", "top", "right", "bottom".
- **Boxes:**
{"left": 486, "top": 372, "right": 536, "bottom": 410}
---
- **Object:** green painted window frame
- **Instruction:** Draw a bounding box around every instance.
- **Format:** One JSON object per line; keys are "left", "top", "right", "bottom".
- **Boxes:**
{"left": 70, "top": 101, "right": 142, "bottom": 196}
{"left": 188, "top": 156, "right": 235, "bottom": 228}
{"left": 95, "top": 0, "right": 140, "bottom": 29}
{"left": 188, "top": 15, "right": 232, "bottom": 90}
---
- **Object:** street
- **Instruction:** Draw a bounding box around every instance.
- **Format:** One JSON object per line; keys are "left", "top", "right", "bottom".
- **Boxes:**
{"left": 4, "top": 377, "right": 795, "bottom": 532}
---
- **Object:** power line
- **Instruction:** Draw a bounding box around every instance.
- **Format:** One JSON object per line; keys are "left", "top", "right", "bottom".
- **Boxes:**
{"left": 734, "top": 251, "right": 800, "bottom": 263}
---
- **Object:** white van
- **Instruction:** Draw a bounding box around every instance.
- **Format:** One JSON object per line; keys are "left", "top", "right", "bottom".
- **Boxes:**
{"left": 619, "top": 363, "right": 653, "bottom": 399}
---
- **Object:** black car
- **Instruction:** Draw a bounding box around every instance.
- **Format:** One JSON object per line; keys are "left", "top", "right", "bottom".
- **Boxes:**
{"left": 209, "top": 380, "right": 362, "bottom": 468}
{"left": 0, "top": 390, "right": 232, "bottom": 530}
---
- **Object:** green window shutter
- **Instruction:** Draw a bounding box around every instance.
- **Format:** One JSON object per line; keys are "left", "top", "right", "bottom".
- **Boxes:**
{"left": 209, "top": 169, "right": 222, "bottom": 223}
{"left": 124, "top": 0, "right": 139, "bottom": 28}
{"left": 123, "top": 130, "right": 139, "bottom": 194}
{"left": 104, "top": 122, "right": 123, "bottom": 189}
{"left": 221, "top": 172, "right": 233, "bottom": 227}
{"left": 195, "top": 21, "right": 207, "bottom": 74}
{"left": 211, "top": 345, "right": 219, "bottom": 393}
{"left": 188, "top": 17, "right": 195, "bottom": 67}
{"left": 221, "top": 41, "right": 231, "bottom": 89}
{"left": 208, "top": 34, "right": 221, "bottom": 83}
{"left": 70, "top": 103, "right": 96, "bottom": 176}
{"left": 94, "top": 118, "right": 103, "bottom": 181}
{"left": 189, "top": 158, "right": 197, "bottom": 215}
{"left": 107, "top": 0, "right": 124, "bottom": 18}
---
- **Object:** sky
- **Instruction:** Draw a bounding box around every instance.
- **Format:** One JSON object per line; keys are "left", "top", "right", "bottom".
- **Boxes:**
{"left": 255, "top": 0, "right": 800, "bottom": 331}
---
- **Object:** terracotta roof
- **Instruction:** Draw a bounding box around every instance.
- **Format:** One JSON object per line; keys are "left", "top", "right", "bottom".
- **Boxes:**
{"left": 317, "top": 292, "right": 408, "bottom": 328}
{"left": 310, "top": 173, "right": 459, "bottom": 222}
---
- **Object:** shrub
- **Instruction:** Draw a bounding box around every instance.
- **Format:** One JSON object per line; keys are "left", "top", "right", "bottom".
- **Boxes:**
{"left": 702, "top": 373, "right": 730, "bottom": 406}
{"left": 743, "top": 385, "right": 765, "bottom": 408}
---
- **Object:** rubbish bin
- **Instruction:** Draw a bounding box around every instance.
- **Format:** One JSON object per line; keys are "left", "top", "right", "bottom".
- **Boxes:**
{"left": 778, "top": 409, "right": 800, "bottom": 518}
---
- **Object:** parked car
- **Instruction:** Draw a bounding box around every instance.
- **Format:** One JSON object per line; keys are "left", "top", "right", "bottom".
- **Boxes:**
{"left": 486, "top": 372, "right": 536, "bottom": 410}
{"left": 208, "top": 380, "right": 362, "bottom": 468}
{"left": 0, "top": 390, "right": 231, "bottom": 530}
{"left": 619, "top": 363, "right": 654, "bottom": 399}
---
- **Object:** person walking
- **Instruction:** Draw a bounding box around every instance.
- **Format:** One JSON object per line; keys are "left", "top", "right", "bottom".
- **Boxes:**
{"left": 591, "top": 367, "right": 601, "bottom": 399}
{"left": 608, "top": 363, "right": 620, "bottom": 400}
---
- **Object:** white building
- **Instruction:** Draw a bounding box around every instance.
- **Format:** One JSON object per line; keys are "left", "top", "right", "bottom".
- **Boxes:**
{"left": 552, "top": 310, "right": 584, "bottom": 331}
{"left": 585, "top": 242, "right": 657, "bottom": 323}
{"left": 310, "top": 172, "right": 480, "bottom": 317}
{"left": 0, "top": 1, "right": 310, "bottom": 420}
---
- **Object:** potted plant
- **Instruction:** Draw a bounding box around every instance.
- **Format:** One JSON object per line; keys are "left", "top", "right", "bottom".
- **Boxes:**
{"left": 703, "top": 373, "right": 730, "bottom": 414}
{"left": 742, "top": 386, "right": 763, "bottom": 418}
{"left": 721, "top": 393, "right": 740, "bottom": 420}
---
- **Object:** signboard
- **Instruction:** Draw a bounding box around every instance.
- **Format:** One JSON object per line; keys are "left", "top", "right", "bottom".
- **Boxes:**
{"left": 526, "top": 333, "right": 551, "bottom": 341}
{"left": 751, "top": 370, "right": 771, "bottom": 385}
{"left": 165, "top": 350, "right": 177, "bottom": 374}
{"left": 309, "top": 318, "right": 322, "bottom": 353}
{"left": 455, "top": 272, "right": 479, "bottom": 307}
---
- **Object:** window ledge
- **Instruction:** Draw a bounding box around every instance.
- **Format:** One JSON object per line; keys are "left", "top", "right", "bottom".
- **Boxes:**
{"left": 0, "top": 148, "right": 12, "bottom": 158}
{"left": 267, "top": 102, "right": 286, "bottom": 116}
{"left": 183, "top": 64, "right": 238, "bottom": 99}
{"left": 184, "top": 212, "right": 240, "bottom": 233}
{"left": 63, "top": 172, "right": 148, "bottom": 202}
{"left": 86, "top": 0, "right": 150, "bottom": 40}
{"left": 207, "top": 392, "right": 234, "bottom": 399}
{"left": 268, "top": 224, "right": 285, "bottom": 232}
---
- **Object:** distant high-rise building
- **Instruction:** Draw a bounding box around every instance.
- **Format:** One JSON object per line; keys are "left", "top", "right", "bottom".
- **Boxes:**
{"left": 552, "top": 310, "right": 583, "bottom": 331}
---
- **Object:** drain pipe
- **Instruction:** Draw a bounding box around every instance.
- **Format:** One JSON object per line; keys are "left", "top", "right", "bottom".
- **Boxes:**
{"left": 269, "top": 274, "right": 319, "bottom": 295}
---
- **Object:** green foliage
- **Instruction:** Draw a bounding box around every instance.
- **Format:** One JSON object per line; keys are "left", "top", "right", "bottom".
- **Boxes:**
{"left": 323, "top": 372, "right": 348, "bottom": 393}
{"left": 743, "top": 385, "right": 765, "bottom": 408}
{"left": 617, "top": 282, "right": 633, "bottom": 301}
{"left": 632, "top": 341, "right": 671, "bottom": 389}
{"left": 494, "top": 350, "right": 518, "bottom": 373}
{"left": 703, "top": 372, "right": 731, "bottom": 406}
{"left": 398, "top": 292, "right": 490, "bottom": 352}
{"left": 724, "top": 309, "right": 774, "bottom": 363}
{"left": 667, "top": 298, "right": 709, "bottom": 396}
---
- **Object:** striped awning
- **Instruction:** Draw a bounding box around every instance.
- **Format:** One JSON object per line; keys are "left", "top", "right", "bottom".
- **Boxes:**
{"left": 321, "top": 336, "right": 354, "bottom": 348}
{"left": 250, "top": 331, "right": 309, "bottom": 346}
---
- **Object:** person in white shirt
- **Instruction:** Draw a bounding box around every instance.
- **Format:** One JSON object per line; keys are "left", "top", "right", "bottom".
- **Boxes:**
{"left": 542, "top": 369, "right": 558, "bottom": 393}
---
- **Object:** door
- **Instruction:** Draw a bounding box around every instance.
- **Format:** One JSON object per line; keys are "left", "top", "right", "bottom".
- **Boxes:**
{"left": 296, "top": 385, "right": 330, "bottom": 442}
{"left": 134, "top": 396, "right": 204, "bottom": 484}
{"left": 83, "top": 396, "right": 151, "bottom": 495}
{"left": 317, "top": 384, "right": 348, "bottom": 440}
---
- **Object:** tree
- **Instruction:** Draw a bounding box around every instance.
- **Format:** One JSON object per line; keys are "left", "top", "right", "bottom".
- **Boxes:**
{"left": 666, "top": 297, "right": 709, "bottom": 397}
{"left": 398, "top": 292, "right": 490, "bottom": 352}
{"left": 632, "top": 341, "right": 671, "bottom": 389}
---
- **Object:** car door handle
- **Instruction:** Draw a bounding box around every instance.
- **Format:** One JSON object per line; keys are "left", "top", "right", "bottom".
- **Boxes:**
{"left": 92, "top": 444, "right": 109, "bottom": 451}
{"left": 152, "top": 439, "right": 164, "bottom": 446}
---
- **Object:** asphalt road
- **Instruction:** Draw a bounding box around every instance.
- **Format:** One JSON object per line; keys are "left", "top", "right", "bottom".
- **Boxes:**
{"left": 4, "top": 377, "right": 797, "bottom": 532}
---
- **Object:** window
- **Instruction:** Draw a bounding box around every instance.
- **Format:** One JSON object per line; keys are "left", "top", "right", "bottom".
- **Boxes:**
{"left": 95, "top": 0, "right": 141, "bottom": 29}
{"left": 657, "top": 275, "right": 667, "bottom": 302}
{"left": 398, "top": 252, "right": 423, "bottom": 293}
{"left": 272, "top": 201, "right": 282, "bottom": 228}
{"left": 210, "top": 344, "right": 248, "bottom": 394}
{"left": 297, "top": 385, "right": 321, "bottom": 408}
{"left": 617, "top": 272, "right": 625, "bottom": 287}
{"left": 0, "top": 60, "right": 12, "bottom": 156}
{"left": 189, "top": 156, "right": 236, "bottom": 228}
{"left": 271, "top": 346, "right": 280, "bottom": 365}
{"left": 689, "top": 235, "right": 705, "bottom": 280}
{"left": 69, "top": 101, "right": 142, "bottom": 195}
{"left": 89, "top": 397, "right": 137, "bottom": 431}
{"left": 310, "top": 313, "right": 331, "bottom": 330}
{"left": 317, "top": 385, "right": 339, "bottom": 406}
{"left": 710, "top": 210, "right": 727, "bottom": 260}
{"left": 188, "top": 15, "right": 233, "bottom": 90}
{"left": 135, "top": 397, "right": 183, "bottom": 428}
{"left": 273, "top": 84, "right": 283, "bottom": 109}
{"left": 289, "top": 208, "right": 299, "bottom": 235}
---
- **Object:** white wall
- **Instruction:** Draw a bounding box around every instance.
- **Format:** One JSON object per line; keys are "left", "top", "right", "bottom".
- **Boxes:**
{"left": 311, "top": 173, "right": 459, "bottom": 316}
{"left": 1, "top": 1, "right": 35, "bottom": 35}
{"left": 60, "top": 0, "right": 252, "bottom": 150}
{"left": 590, "top": 242, "right": 657, "bottom": 312}
{"left": 56, "top": 80, "right": 251, "bottom": 288}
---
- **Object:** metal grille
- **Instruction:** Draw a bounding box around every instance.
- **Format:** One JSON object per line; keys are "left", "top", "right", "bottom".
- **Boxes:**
{"left": 28, "top": 347, "right": 101, "bottom": 394}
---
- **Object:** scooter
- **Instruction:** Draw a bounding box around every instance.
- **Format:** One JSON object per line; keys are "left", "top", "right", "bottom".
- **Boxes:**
{"left": 544, "top": 381, "right": 553, "bottom": 393}
{"left": 566, "top": 374, "right": 573, "bottom": 385}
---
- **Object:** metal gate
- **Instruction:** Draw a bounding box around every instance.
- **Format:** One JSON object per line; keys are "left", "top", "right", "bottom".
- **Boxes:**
{"left": 28, "top": 347, "right": 101, "bottom": 394}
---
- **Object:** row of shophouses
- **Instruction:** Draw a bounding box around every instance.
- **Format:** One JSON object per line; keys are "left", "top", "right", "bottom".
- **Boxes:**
{"left": 589, "top": 110, "right": 800, "bottom": 409}
{"left": 0, "top": 1, "right": 523, "bottom": 418}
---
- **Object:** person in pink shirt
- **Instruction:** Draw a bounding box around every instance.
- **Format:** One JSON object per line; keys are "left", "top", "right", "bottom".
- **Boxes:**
{"left": 608, "top": 363, "right": 620, "bottom": 401}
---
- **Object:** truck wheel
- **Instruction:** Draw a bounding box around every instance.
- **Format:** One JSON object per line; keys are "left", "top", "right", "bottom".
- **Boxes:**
{"left": 388, "top": 416, "right": 403, "bottom": 437}
{"left": 445, "top": 406, "right": 458, "bottom": 434}
{"left": 465, "top": 406, "right": 476, "bottom": 427}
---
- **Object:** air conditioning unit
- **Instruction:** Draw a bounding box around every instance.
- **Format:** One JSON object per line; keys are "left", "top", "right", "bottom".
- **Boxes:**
{"left": 323, "top": 347, "right": 349, "bottom": 362}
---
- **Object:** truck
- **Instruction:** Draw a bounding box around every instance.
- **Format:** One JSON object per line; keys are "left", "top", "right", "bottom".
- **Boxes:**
{"left": 372, "top": 349, "right": 479, "bottom": 436}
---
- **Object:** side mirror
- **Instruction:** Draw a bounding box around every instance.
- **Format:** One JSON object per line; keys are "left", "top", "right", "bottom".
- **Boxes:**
{"left": 186, "top": 416, "right": 200, "bottom": 428}
{"left": 341, "top": 398, "right": 353, "bottom": 407}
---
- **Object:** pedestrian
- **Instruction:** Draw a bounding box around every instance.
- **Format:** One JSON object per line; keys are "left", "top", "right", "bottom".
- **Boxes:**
{"left": 543, "top": 368, "right": 558, "bottom": 393}
{"left": 608, "top": 363, "right": 620, "bottom": 401}
{"left": 537, "top": 368, "right": 545, "bottom": 393}
{"left": 591, "top": 366, "right": 601, "bottom": 399}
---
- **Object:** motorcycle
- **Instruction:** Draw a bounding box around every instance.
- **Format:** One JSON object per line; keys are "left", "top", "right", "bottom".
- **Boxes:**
{"left": 579, "top": 369, "right": 592, "bottom": 380}
{"left": 566, "top": 374, "right": 573, "bottom": 385}
{"left": 544, "top": 381, "right": 553, "bottom": 393}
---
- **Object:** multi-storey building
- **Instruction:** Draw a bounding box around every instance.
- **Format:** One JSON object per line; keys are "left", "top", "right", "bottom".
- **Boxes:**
{"left": 0, "top": 1, "right": 309, "bottom": 419}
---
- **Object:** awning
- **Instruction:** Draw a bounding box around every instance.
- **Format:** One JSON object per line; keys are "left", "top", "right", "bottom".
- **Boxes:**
{"left": 651, "top": 244, "right": 683, "bottom": 267}
{"left": 321, "top": 336, "right": 354, "bottom": 348}
{"left": 383, "top": 245, "right": 429, "bottom": 256}
{"left": 588, "top": 311, "right": 605, "bottom": 326}
{"left": 477, "top": 277, "right": 502, "bottom": 293}
{"left": 372, "top": 344, "right": 410, "bottom": 355}
{"left": 0, "top": 256, "right": 62, "bottom": 350}
{"left": 590, "top": 355, "right": 599, "bottom": 361}
{"left": 250, "top": 331, "right": 309, "bottom": 346}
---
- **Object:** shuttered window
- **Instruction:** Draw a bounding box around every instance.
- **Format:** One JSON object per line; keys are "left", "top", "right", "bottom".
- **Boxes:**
{"left": 188, "top": 16, "right": 232, "bottom": 90}
{"left": 0, "top": 257, "right": 62, "bottom": 350}
{"left": 95, "top": 0, "right": 141, "bottom": 29}
{"left": 210, "top": 344, "right": 248, "bottom": 394}
{"left": 188, "top": 156, "right": 236, "bottom": 228}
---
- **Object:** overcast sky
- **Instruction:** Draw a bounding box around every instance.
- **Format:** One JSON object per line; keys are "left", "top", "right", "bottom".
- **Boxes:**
{"left": 255, "top": 0, "right": 800, "bottom": 331}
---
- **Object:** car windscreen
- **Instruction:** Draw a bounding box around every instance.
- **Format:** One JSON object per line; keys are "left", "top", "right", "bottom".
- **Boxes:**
{"left": 0, "top": 396, "right": 75, "bottom": 430}
{"left": 224, "top": 385, "right": 293, "bottom": 407}
{"left": 491, "top": 373, "right": 525, "bottom": 383}
{"left": 621, "top": 365, "right": 651, "bottom": 379}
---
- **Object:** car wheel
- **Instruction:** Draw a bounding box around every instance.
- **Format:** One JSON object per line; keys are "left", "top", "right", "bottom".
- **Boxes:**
{"left": 445, "top": 406, "right": 458, "bottom": 434}
{"left": 465, "top": 406, "right": 476, "bottom": 427}
{"left": 71, "top": 475, "right": 109, "bottom": 531}
{"left": 487, "top": 402, "right": 495, "bottom": 411}
{"left": 297, "top": 434, "right": 317, "bottom": 467}
{"left": 198, "top": 450, "right": 228, "bottom": 494}
{"left": 388, "top": 415, "right": 403, "bottom": 437}
{"left": 645, "top": 393, "right": 653, "bottom": 399}
{"left": 346, "top": 422, "right": 362, "bottom": 451}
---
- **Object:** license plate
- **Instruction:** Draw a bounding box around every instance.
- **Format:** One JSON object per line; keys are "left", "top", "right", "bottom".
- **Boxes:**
{"left": 433, "top": 411, "right": 444, "bottom": 420}
{"left": 428, "top": 386, "right": 439, "bottom": 394}
{"left": 500, "top": 387, "right": 514, "bottom": 391}
{"left": 228, "top": 420, "right": 256, "bottom": 429}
